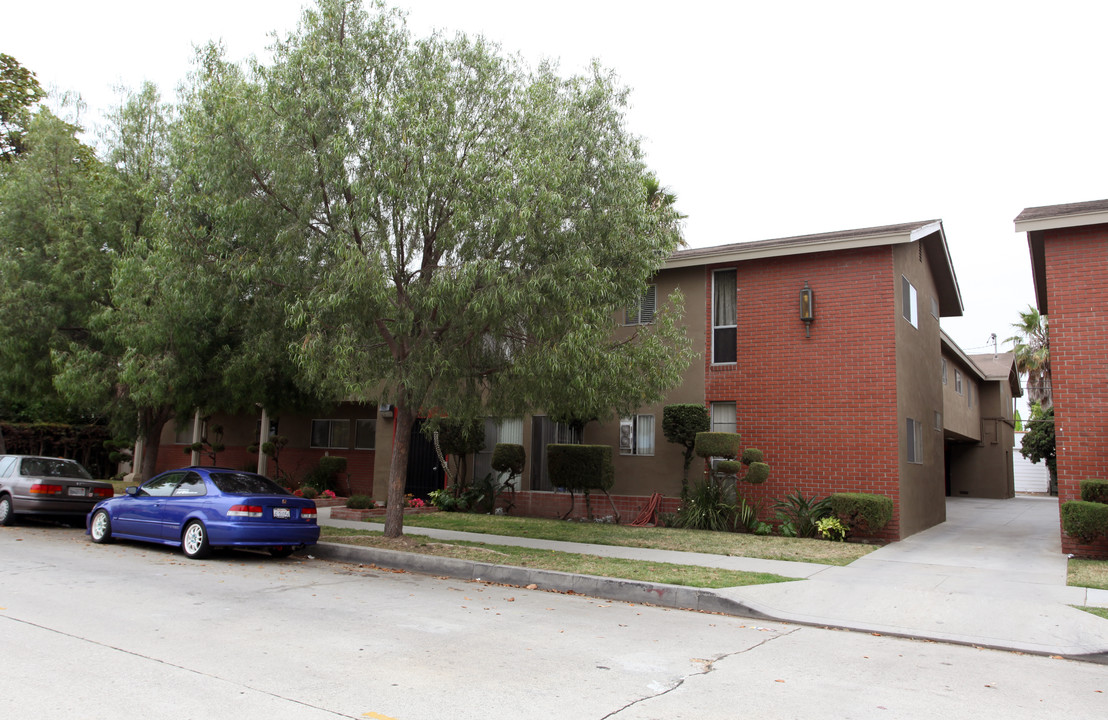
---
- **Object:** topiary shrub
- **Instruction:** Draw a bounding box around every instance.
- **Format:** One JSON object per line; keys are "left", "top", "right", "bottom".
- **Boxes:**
{"left": 548, "top": 444, "right": 617, "bottom": 521}
{"left": 1061, "top": 500, "right": 1108, "bottom": 543}
{"left": 302, "top": 456, "right": 347, "bottom": 493}
{"left": 663, "top": 404, "right": 711, "bottom": 500}
{"left": 1080, "top": 479, "right": 1108, "bottom": 504}
{"left": 346, "top": 494, "right": 375, "bottom": 510}
{"left": 491, "top": 443, "right": 525, "bottom": 478}
{"left": 694, "top": 432, "right": 770, "bottom": 486}
{"left": 828, "top": 492, "right": 893, "bottom": 535}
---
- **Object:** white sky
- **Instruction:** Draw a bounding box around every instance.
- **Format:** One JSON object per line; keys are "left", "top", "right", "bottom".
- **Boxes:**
{"left": 7, "top": 0, "right": 1106, "bottom": 380}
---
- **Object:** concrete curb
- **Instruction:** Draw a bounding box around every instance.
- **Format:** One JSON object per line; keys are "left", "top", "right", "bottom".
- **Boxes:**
{"left": 310, "top": 541, "right": 775, "bottom": 619}
{"left": 309, "top": 541, "right": 1108, "bottom": 665}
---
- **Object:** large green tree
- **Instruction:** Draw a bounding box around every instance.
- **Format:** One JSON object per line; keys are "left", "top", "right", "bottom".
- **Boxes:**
{"left": 1006, "top": 305, "right": 1051, "bottom": 410}
{"left": 0, "top": 53, "right": 45, "bottom": 161}
{"left": 185, "top": 0, "right": 690, "bottom": 536}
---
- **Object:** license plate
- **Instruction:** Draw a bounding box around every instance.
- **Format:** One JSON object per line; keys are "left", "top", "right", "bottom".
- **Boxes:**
{"left": 272, "top": 507, "right": 291, "bottom": 519}
{"left": 67, "top": 487, "right": 87, "bottom": 497}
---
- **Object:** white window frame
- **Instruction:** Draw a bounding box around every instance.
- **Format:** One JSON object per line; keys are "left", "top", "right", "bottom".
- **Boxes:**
{"left": 934, "top": 411, "right": 943, "bottom": 431}
{"left": 901, "top": 276, "right": 918, "bottom": 328}
{"left": 712, "top": 269, "right": 738, "bottom": 365}
{"left": 311, "top": 419, "right": 350, "bottom": 449}
{"left": 955, "top": 369, "right": 963, "bottom": 395}
{"left": 625, "top": 285, "right": 657, "bottom": 326}
{"left": 906, "top": 417, "right": 923, "bottom": 464}
{"left": 941, "top": 358, "right": 948, "bottom": 385}
{"left": 619, "top": 414, "right": 655, "bottom": 456}
{"left": 710, "top": 401, "right": 737, "bottom": 434}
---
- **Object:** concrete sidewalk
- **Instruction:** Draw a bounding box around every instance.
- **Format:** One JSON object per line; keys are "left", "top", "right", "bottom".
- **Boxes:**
{"left": 315, "top": 496, "right": 1108, "bottom": 663}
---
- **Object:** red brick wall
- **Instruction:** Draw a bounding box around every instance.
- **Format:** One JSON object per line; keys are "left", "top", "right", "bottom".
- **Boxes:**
{"left": 703, "top": 247, "right": 903, "bottom": 540}
{"left": 1042, "top": 223, "right": 1108, "bottom": 557}
{"left": 502, "top": 490, "right": 682, "bottom": 523}
{"left": 153, "top": 444, "right": 376, "bottom": 497}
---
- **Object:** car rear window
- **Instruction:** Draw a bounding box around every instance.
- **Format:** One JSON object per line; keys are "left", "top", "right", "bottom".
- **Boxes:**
{"left": 209, "top": 472, "right": 291, "bottom": 496}
{"left": 19, "top": 458, "right": 93, "bottom": 480}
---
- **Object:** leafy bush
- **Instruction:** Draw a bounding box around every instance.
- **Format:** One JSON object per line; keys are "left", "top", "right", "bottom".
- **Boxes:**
{"left": 1080, "top": 479, "right": 1108, "bottom": 504}
{"left": 828, "top": 492, "right": 893, "bottom": 534}
{"left": 1061, "top": 501, "right": 1108, "bottom": 543}
{"left": 303, "top": 456, "right": 347, "bottom": 492}
{"left": 817, "top": 516, "right": 848, "bottom": 542}
{"left": 299, "top": 486, "right": 319, "bottom": 500}
{"left": 346, "top": 494, "right": 375, "bottom": 510}
{"left": 547, "top": 444, "right": 614, "bottom": 492}
{"left": 663, "top": 404, "right": 711, "bottom": 499}
{"left": 670, "top": 477, "right": 737, "bottom": 532}
{"left": 694, "top": 432, "right": 741, "bottom": 460}
{"left": 491, "top": 443, "right": 525, "bottom": 478}
{"left": 774, "top": 491, "right": 831, "bottom": 538}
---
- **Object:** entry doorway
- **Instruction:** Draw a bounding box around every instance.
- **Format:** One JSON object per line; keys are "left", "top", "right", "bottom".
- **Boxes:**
{"left": 405, "top": 419, "right": 443, "bottom": 500}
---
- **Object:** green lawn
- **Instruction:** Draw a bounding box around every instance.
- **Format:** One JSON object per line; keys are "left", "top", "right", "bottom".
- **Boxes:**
{"left": 354, "top": 512, "right": 877, "bottom": 566}
{"left": 1068, "top": 558, "right": 1108, "bottom": 591}
{"left": 1075, "top": 606, "right": 1108, "bottom": 620}
{"left": 319, "top": 526, "right": 795, "bottom": 589}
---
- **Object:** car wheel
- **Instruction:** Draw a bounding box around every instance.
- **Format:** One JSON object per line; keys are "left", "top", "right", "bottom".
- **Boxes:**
{"left": 89, "top": 509, "right": 113, "bottom": 543}
{"left": 269, "top": 546, "right": 295, "bottom": 558}
{"left": 181, "top": 521, "right": 212, "bottom": 559}
{"left": 0, "top": 495, "right": 14, "bottom": 526}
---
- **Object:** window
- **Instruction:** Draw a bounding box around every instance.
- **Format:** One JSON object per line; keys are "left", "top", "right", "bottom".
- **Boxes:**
{"left": 712, "top": 270, "right": 738, "bottom": 364}
{"left": 355, "top": 419, "right": 376, "bottom": 450}
{"left": 174, "top": 417, "right": 200, "bottom": 445}
{"left": 311, "top": 419, "right": 350, "bottom": 449}
{"left": 625, "top": 285, "right": 657, "bottom": 325}
{"left": 710, "top": 402, "right": 737, "bottom": 433}
{"left": 955, "top": 370, "right": 963, "bottom": 395}
{"left": 619, "top": 414, "right": 655, "bottom": 456}
{"left": 941, "top": 358, "right": 948, "bottom": 385}
{"left": 906, "top": 418, "right": 923, "bottom": 464}
{"left": 934, "top": 411, "right": 943, "bottom": 431}
{"left": 968, "top": 383, "right": 974, "bottom": 408}
{"left": 475, "top": 417, "right": 524, "bottom": 486}
{"left": 930, "top": 296, "right": 940, "bottom": 319}
{"left": 901, "top": 276, "right": 918, "bottom": 328}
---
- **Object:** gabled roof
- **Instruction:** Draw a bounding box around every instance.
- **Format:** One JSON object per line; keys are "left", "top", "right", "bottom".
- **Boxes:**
{"left": 1014, "top": 198, "right": 1108, "bottom": 313}
{"left": 665, "top": 220, "right": 964, "bottom": 317}
{"left": 940, "top": 330, "right": 1022, "bottom": 398}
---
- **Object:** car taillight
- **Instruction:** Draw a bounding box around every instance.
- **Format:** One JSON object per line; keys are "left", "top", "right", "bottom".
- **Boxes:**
{"left": 30, "top": 484, "right": 63, "bottom": 495}
{"left": 301, "top": 507, "right": 317, "bottom": 520}
{"left": 91, "top": 487, "right": 113, "bottom": 499}
{"left": 228, "top": 505, "right": 263, "bottom": 518}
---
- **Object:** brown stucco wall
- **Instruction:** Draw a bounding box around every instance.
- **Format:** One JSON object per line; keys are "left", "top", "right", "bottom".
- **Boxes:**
{"left": 894, "top": 242, "right": 946, "bottom": 536}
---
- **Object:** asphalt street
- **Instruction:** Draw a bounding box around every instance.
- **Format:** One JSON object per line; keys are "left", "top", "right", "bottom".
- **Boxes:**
{"left": 1, "top": 523, "right": 1105, "bottom": 720}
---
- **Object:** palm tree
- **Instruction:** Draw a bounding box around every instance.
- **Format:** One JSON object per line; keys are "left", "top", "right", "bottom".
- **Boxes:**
{"left": 1005, "top": 305, "right": 1051, "bottom": 409}
{"left": 643, "top": 173, "right": 688, "bottom": 247}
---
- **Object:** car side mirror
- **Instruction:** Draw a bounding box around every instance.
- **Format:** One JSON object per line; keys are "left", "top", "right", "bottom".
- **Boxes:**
{"left": 126, "top": 486, "right": 140, "bottom": 496}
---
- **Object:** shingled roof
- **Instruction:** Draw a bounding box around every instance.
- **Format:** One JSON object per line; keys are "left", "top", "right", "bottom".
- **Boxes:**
{"left": 1015, "top": 198, "right": 1108, "bottom": 313}
{"left": 665, "top": 219, "right": 964, "bottom": 318}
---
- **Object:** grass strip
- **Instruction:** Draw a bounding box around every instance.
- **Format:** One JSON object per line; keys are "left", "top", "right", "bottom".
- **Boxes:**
{"left": 320, "top": 526, "right": 795, "bottom": 589}
{"left": 386, "top": 512, "right": 875, "bottom": 566}
{"left": 1068, "top": 558, "right": 1108, "bottom": 591}
{"left": 1074, "top": 606, "right": 1108, "bottom": 620}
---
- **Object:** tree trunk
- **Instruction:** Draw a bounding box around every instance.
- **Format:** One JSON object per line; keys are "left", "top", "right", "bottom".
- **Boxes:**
{"left": 137, "top": 406, "right": 172, "bottom": 483}
{"left": 384, "top": 399, "right": 414, "bottom": 538}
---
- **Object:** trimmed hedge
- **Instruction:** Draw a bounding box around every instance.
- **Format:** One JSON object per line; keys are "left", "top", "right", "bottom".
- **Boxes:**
{"left": 1080, "top": 479, "right": 1108, "bottom": 504}
{"left": 744, "top": 462, "right": 770, "bottom": 485}
{"left": 714, "top": 459, "right": 743, "bottom": 476}
{"left": 346, "top": 494, "right": 375, "bottom": 510}
{"left": 828, "top": 492, "right": 893, "bottom": 534}
{"left": 491, "top": 443, "right": 525, "bottom": 476}
{"left": 1061, "top": 500, "right": 1108, "bottom": 544}
{"left": 694, "top": 432, "right": 741, "bottom": 459}
{"left": 662, "top": 405, "right": 711, "bottom": 445}
{"left": 741, "top": 448, "right": 764, "bottom": 465}
{"left": 547, "top": 444, "right": 614, "bottom": 492}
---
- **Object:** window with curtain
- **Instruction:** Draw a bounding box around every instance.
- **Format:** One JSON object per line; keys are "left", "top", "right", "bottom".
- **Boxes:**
{"left": 619, "top": 414, "right": 655, "bottom": 456}
{"left": 710, "top": 402, "right": 737, "bottom": 433}
{"left": 475, "top": 418, "right": 524, "bottom": 487}
{"left": 713, "top": 270, "right": 737, "bottom": 364}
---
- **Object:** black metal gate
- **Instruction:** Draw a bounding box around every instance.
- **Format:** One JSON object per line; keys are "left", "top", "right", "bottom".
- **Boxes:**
{"left": 405, "top": 419, "right": 443, "bottom": 500}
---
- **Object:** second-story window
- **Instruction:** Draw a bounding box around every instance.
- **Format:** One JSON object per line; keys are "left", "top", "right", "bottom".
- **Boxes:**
{"left": 902, "top": 276, "right": 918, "bottom": 328}
{"left": 713, "top": 269, "right": 737, "bottom": 364}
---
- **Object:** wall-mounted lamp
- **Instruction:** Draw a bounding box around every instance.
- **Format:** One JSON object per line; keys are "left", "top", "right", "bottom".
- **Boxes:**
{"left": 800, "top": 281, "right": 815, "bottom": 337}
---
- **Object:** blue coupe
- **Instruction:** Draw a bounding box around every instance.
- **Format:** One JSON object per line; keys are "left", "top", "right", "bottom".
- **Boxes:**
{"left": 87, "top": 467, "right": 320, "bottom": 559}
